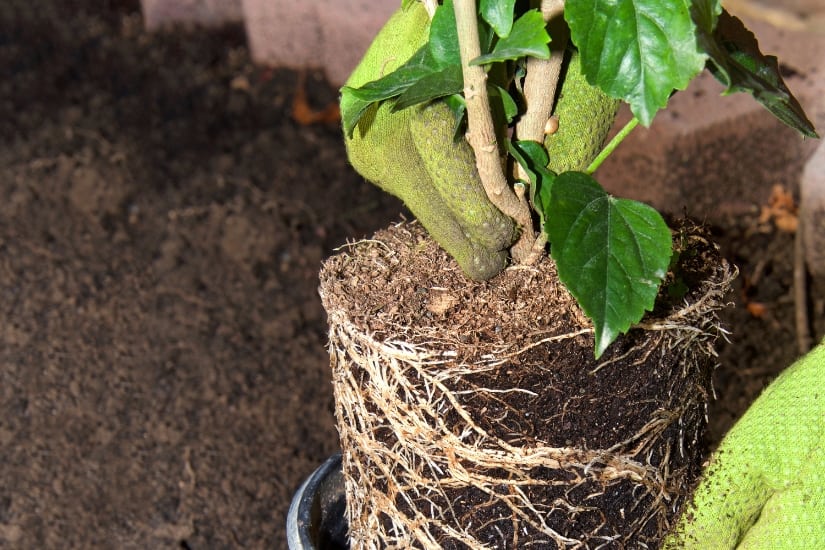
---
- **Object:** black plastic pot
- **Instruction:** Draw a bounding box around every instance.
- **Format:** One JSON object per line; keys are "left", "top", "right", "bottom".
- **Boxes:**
{"left": 286, "top": 453, "right": 349, "bottom": 550}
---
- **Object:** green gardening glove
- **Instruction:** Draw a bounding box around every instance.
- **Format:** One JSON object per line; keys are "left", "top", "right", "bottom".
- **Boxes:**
{"left": 664, "top": 340, "right": 825, "bottom": 549}
{"left": 341, "top": 3, "right": 618, "bottom": 280}
{"left": 342, "top": 3, "right": 514, "bottom": 280}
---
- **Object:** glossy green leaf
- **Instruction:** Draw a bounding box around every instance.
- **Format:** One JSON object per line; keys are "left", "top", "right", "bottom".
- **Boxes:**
{"left": 701, "top": 11, "right": 818, "bottom": 138}
{"left": 545, "top": 172, "right": 672, "bottom": 358}
{"left": 565, "top": 0, "right": 707, "bottom": 126}
{"left": 429, "top": 0, "right": 461, "bottom": 68}
{"left": 690, "top": 0, "right": 722, "bottom": 35}
{"left": 480, "top": 0, "right": 516, "bottom": 38}
{"left": 444, "top": 93, "right": 467, "bottom": 141}
{"left": 490, "top": 85, "right": 519, "bottom": 124}
{"left": 340, "top": 92, "right": 374, "bottom": 137}
{"left": 508, "top": 140, "right": 555, "bottom": 225}
{"left": 470, "top": 10, "right": 550, "bottom": 65}
{"left": 394, "top": 65, "right": 465, "bottom": 111}
{"left": 342, "top": 47, "right": 434, "bottom": 104}
{"left": 341, "top": 48, "right": 433, "bottom": 134}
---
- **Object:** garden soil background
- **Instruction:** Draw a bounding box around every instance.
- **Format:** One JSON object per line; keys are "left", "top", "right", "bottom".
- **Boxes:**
{"left": 0, "top": 1, "right": 822, "bottom": 548}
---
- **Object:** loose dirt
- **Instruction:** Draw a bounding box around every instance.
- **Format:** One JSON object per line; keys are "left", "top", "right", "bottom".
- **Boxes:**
{"left": 0, "top": 1, "right": 821, "bottom": 548}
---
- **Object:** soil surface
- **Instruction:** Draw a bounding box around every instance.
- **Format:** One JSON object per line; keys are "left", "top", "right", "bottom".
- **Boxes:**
{"left": 0, "top": 1, "right": 822, "bottom": 549}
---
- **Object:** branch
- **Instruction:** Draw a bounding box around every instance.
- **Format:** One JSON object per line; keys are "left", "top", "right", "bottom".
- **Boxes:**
{"left": 515, "top": 0, "right": 566, "bottom": 265}
{"left": 453, "top": 0, "right": 534, "bottom": 263}
{"left": 794, "top": 217, "right": 812, "bottom": 354}
{"left": 422, "top": 0, "right": 437, "bottom": 18}
{"left": 515, "top": 0, "right": 566, "bottom": 144}
{"left": 585, "top": 116, "right": 639, "bottom": 174}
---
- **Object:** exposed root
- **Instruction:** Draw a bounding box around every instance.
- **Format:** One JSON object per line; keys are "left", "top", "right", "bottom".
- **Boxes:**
{"left": 320, "top": 225, "right": 735, "bottom": 549}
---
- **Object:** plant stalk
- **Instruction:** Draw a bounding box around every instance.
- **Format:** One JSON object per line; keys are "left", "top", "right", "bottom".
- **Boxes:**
{"left": 515, "top": 1, "right": 566, "bottom": 145}
{"left": 453, "top": 0, "right": 534, "bottom": 263}
{"left": 516, "top": 0, "right": 566, "bottom": 264}
{"left": 586, "top": 116, "right": 639, "bottom": 174}
{"left": 422, "top": 0, "right": 437, "bottom": 18}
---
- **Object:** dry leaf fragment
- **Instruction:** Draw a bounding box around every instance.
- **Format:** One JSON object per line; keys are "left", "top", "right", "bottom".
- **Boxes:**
{"left": 746, "top": 301, "right": 768, "bottom": 318}
{"left": 292, "top": 71, "right": 340, "bottom": 125}
{"left": 427, "top": 290, "right": 459, "bottom": 315}
{"left": 230, "top": 75, "right": 250, "bottom": 91}
{"left": 759, "top": 184, "right": 798, "bottom": 233}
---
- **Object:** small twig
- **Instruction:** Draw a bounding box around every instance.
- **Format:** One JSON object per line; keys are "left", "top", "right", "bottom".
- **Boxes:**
{"left": 453, "top": 0, "right": 535, "bottom": 263}
{"left": 794, "top": 217, "right": 812, "bottom": 354}
{"left": 422, "top": 0, "right": 438, "bottom": 18}
{"left": 515, "top": 0, "right": 566, "bottom": 145}
{"left": 515, "top": 0, "right": 566, "bottom": 264}
{"left": 523, "top": 232, "right": 548, "bottom": 266}
{"left": 539, "top": 0, "right": 565, "bottom": 21}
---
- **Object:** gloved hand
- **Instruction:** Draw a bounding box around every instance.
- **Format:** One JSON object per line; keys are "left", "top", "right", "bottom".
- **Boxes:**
{"left": 341, "top": 2, "right": 618, "bottom": 280}
{"left": 664, "top": 340, "right": 825, "bottom": 549}
{"left": 342, "top": 3, "right": 514, "bottom": 280}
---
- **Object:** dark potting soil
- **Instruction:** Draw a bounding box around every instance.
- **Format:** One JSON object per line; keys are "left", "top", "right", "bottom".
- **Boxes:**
{"left": 0, "top": 0, "right": 822, "bottom": 548}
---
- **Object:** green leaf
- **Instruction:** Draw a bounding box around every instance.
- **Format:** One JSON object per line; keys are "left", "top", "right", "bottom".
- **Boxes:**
{"left": 444, "top": 93, "right": 467, "bottom": 141}
{"left": 701, "top": 11, "right": 818, "bottom": 138}
{"left": 393, "top": 64, "right": 465, "bottom": 111}
{"left": 480, "top": 0, "right": 516, "bottom": 38}
{"left": 340, "top": 47, "right": 437, "bottom": 135}
{"left": 343, "top": 47, "right": 435, "bottom": 104}
{"left": 490, "top": 85, "right": 519, "bottom": 124}
{"left": 340, "top": 90, "right": 374, "bottom": 137}
{"left": 565, "top": 0, "right": 707, "bottom": 126}
{"left": 508, "top": 140, "right": 555, "bottom": 225}
{"left": 690, "top": 0, "right": 722, "bottom": 36}
{"left": 545, "top": 172, "right": 672, "bottom": 358}
{"left": 429, "top": 0, "right": 461, "bottom": 68}
{"left": 471, "top": 10, "right": 550, "bottom": 65}
{"left": 511, "top": 139, "right": 549, "bottom": 169}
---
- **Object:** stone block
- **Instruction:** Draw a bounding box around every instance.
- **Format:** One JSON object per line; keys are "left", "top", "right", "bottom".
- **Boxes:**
{"left": 140, "top": 0, "right": 243, "bottom": 30}
{"left": 241, "top": 0, "right": 397, "bottom": 86}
